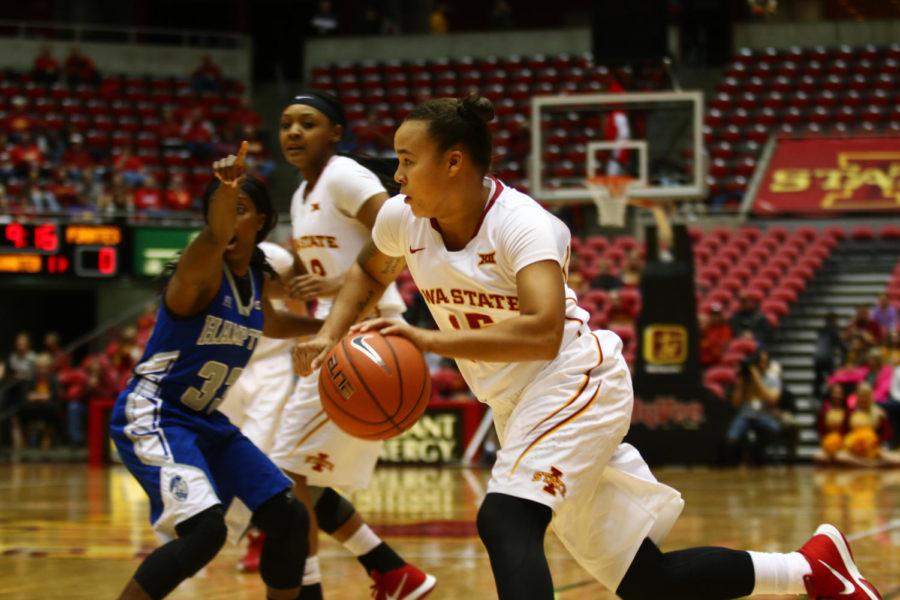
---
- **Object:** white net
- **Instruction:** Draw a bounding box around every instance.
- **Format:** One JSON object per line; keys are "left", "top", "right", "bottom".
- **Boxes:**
{"left": 586, "top": 176, "right": 635, "bottom": 227}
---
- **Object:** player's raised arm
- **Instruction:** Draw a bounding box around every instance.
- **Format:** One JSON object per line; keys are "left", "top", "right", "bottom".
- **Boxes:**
{"left": 261, "top": 275, "right": 322, "bottom": 339}
{"left": 166, "top": 141, "right": 249, "bottom": 316}
{"left": 292, "top": 239, "right": 405, "bottom": 375}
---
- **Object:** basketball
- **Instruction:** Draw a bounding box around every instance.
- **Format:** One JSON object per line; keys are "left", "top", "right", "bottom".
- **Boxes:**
{"left": 318, "top": 332, "right": 432, "bottom": 440}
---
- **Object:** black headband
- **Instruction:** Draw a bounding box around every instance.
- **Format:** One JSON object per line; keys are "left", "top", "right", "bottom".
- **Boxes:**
{"left": 288, "top": 93, "right": 346, "bottom": 126}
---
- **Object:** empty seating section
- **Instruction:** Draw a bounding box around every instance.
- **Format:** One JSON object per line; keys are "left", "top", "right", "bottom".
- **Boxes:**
{"left": 310, "top": 55, "right": 669, "bottom": 193}
{"left": 706, "top": 43, "right": 900, "bottom": 203}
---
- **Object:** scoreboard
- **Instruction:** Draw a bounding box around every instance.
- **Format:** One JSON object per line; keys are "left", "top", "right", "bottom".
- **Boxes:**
{"left": 0, "top": 219, "right": 199, "bottom": 279}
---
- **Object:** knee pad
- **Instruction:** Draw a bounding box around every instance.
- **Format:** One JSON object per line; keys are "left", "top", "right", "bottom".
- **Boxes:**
{"left": 135, "top": 505, "right": 227, "bottom": 599}
{"left": 252, "top": 490, "right": 309, "bottom": 541}
{"left": 174, "top": 505, "right": 228, "bottom": 576}
{"left": 314, "top": 487, "right": 355, "bottom": 534}
{"left": 252, "top": 491, "right": 309, "bottom": 590}
{"left": 476, "top": 493, "right": 550, "bottom": 556}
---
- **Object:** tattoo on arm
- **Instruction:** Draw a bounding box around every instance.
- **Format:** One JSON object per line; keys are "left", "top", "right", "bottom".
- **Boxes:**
{"left": 381, "top": 257, "right": 402, "bottom": 276}
{"left": 355, "top": 289, "right": 375, "bottom": 313}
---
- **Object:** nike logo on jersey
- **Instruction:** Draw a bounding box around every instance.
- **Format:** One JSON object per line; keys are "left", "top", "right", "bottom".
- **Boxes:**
{"left": 351, "top": 335, "right": 389, "bottom": 372}
{"left": 409, "top": 246, "right": 426, "bottom": 254}
{"left": 819, "top": 560, "right": 856, "bottom": 595}
{"left": 385, "top": 573, "right": 408, "bottom": 600}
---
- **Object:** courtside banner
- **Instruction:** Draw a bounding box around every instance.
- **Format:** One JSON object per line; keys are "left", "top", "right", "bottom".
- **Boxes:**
{"left": 751, "top": 136, "right": 900, "bottom": 216}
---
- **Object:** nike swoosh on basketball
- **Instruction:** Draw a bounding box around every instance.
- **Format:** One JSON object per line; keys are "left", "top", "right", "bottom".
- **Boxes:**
{"left": 819, "top": 559, "right": 856, "bottom": 595}
{"left": 386, "top": 573, "right": 408, "bottom": 600}
{"left": 409, "top": 246, "right": 426, "bottom": 254}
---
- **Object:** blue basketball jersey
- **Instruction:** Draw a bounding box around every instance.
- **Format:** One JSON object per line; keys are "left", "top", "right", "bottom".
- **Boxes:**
{"left": 124, "top": 266, "right": 264, "bottom": 415}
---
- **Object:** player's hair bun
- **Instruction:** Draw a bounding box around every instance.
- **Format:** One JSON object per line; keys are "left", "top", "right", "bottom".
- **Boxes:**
{"left": 458, "top": 94, "right": 495, "bottom": 124}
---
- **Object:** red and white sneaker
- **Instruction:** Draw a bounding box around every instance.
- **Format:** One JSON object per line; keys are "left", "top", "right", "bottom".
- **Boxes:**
{"left": 797, "top": 524, "right": 882, "bottom": 599}
{"left": 236, "top": 531, "right": 265, "bottom": 573}
{"left": 370, "top": 564, "right": 436, "bottom": 600}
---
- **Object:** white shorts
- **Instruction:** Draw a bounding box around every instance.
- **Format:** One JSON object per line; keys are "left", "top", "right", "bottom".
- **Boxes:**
{"left": 217, "top": 354, "right": 294, "bottom": 454}
{"left": 487, "top": 328, "right": 684, "bottom": 592}
{"left": 268, "top": 371, "right": 383, "bottom": 491}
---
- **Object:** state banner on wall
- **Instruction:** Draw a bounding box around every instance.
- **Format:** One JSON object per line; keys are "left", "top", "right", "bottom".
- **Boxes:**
{"left": 750, "top": 136, "right": 900, "bottom": 216}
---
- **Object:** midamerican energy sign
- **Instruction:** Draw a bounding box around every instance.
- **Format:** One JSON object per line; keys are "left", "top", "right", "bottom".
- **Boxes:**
{"left": 751, "top": 137, "right": 900, "bottom": 215}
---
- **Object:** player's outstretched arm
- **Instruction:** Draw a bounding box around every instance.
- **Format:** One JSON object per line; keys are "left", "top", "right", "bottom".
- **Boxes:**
{"left": 355, "top": 259, "right": 565, "bottom": 362}
{"left": 293, "top": 240, "right": 405, "bottom": 375}
{"left": 166, "top": 141, "right": 248, "bottom": 317}
{"left": 261, "top": 276, "right": 322, "bottom": 339}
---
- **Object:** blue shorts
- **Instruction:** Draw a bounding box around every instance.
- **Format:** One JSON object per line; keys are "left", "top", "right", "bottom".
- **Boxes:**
{"left": 110, "top": 387, "right": 291, "bottom": 538}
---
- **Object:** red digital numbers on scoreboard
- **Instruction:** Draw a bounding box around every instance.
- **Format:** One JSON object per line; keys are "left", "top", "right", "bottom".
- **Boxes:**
{"left": 98, "top": 247, "right": 117, "bottom": 275}
{"left": 34, "top": 224, "right": 59, "bottom": 252}
{"left": 5, "top": 223, "right": 27, "bottom": 249}
{"left": 47, "top": 255, "right": 70, "bottom": 274}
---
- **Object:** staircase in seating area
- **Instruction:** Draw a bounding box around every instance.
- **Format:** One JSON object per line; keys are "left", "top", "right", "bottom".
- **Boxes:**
{"left": 768, "top": 230, "right": 900, "bottom": 460}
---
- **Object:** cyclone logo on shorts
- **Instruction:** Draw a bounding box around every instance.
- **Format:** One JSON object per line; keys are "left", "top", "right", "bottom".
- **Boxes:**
{"left": 169, "top": 475, "right": 189, "bottom": 502}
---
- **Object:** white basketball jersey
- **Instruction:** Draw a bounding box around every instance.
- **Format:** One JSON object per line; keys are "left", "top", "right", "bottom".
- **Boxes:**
{"left": 372, "top": 178, "right": 591, "bottom": 403}
{"left": 250, "top": 241, "right": 296, "bottom": 362}
{"left": 290, "top": 155, "right": 406, "bottom": 319}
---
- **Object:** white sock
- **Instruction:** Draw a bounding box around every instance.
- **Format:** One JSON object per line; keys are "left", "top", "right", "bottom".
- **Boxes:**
{"left": 302, "top": 555, "right": 321, "bottom": 586}
{"left": 343, "top": 524, "right": 381, "bottom": 556}
{"left": 748, "top": 551, "right": 811, "bottom": 595}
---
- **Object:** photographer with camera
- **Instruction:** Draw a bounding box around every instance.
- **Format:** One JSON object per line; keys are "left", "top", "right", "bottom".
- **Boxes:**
{"left": 726, "top": 350, "right": 793, "bottom": 464}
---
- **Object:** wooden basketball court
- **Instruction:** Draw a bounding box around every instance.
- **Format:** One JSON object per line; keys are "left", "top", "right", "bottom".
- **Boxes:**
{"left": 0, "top": 464, "right": 897, "bottom": 599}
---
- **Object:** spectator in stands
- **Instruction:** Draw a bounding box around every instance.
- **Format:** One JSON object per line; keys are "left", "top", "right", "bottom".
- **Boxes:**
{"left": 844, "top": 303, "right": 881, "bottom": 345}
{"left": 112, "top": 146, "right": 146, "bottom": 187}
{"left": 7, "top": 333, "right": 38, "bottom": 452}
{"left": 812, "top": 312, "right": 846, "bottom": 399}
{"left": 887, "top": 359, "right": 900, "bottom": 447}
{"left": 10, "top": 131, "right": 44, "bottom": 179}
{"left": 23, "top": 168, "right": 60, "bottom": 214}
{"left": 106, "top": 325, "right": 142, "bottom": 390}
{"left": 726, "top": 349, "right": 786, "bottom": 463}
{"left": 845, "top": 382, "right": 892, "bottom": 459}
{"left": 75, "top": 167, "right": 104, "bottom": 210}
{"left": 31, "top": 45, "right": 60, "bottom": 86}
{"left": 730, "top": 292, "right": 772, "bottom": 347}
{"left": 356, "top": 3, "right": 383, "bottom": 35}
{"left": 566, "top": 270, "right": 590, "bottom": 299}
{"left": 871, "top": 294, "right": 897, "bottom": 340}
{"left": 700, "top": 303, "right": 732, "bottom": 368}
{"left": 489, "top": 0, "right": 514, "bottom": 29}
{"left": 620, "top": 251, "right": 643, "bottom": 288}
{"left": 354, "top": 111, "right": 394, "bottom": 156}
{"left": 429, "top": 3, "right": 450, "bottom": 33}
{"left": 190, "top": 54, "right": 224, "bottom": 93}
{"left": 182, "top": 107, "right": 216, "bottom": 161}
{"left": 816, "top": 383, "right": 849, "bottom": 461}
{"left": 132, "top": 176, "right": 166, "bottom": 214}
{"left": 17, "top": 353, "right": 61, "bottom": 451}
{"left": 63, "top": 46, "right": 99, "bottom": 87}
{"left": 5, "top": 97, "right": 32, "bottom": 139}
{"left": 606, "top": 290, "right": 634, "bottom": 325}
{"left": 827, "top": 348, "right": 893, "bottom": 405}
{"left": 311, "top": 0, "right": 340, "bottom": 35}
{"left": 591, "top": 257, "right": 622, "bottom": 290}
{"left": 164, "top": 172, "right": 193, "bottom": 211}
{"left": 603, "top": 76, "right": 631, "bottom": 176}
{"left": 97, "top": 173, "right": 134, "bottom": 216}
{"left": 62, "top": 133, "right": 94, "bottom": 173}
{"left": 42, "top": 332, "right": 69, "bottom": 371}
{"left": 884, "top": 330, "right": 900, "bottom": 365}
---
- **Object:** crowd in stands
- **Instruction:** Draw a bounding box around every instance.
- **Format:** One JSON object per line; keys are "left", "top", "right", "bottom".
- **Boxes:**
{"left": 0, "top": 47, "right": 268, "bottom": 217}
{"left": 0, "top": 304, "right": 156, "bottom": 456}
{"left": 814, "top": 292, "right": 900, "bottom": 466}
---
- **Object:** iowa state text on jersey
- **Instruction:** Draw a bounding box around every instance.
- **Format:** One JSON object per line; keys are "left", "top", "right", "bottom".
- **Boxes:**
{"left": 419, "top": 287, "right": 520, "bottom": 311}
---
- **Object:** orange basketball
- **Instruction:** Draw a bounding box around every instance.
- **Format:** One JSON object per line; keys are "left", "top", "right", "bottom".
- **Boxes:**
{"left": 318, "top": 332, "right": 432, "bottom": 440}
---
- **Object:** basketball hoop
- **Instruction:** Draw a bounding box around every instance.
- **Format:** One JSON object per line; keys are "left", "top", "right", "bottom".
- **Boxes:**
{"left": 586, "top": 175, "right": 637, "bottom": 227}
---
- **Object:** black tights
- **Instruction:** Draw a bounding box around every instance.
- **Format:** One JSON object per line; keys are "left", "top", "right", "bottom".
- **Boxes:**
{"left": 477, "top": 494, "right": 755, "bottom": 600}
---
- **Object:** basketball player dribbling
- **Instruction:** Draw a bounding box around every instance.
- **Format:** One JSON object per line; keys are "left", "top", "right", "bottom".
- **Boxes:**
{"left": 267, "top": 90, "right": 435, "bottom": 600}
{"left": 294, "top": 95, "right": 882, "bottom": 600}
{"left": 109, "top": 143, "right": 317, "bottom": 599}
